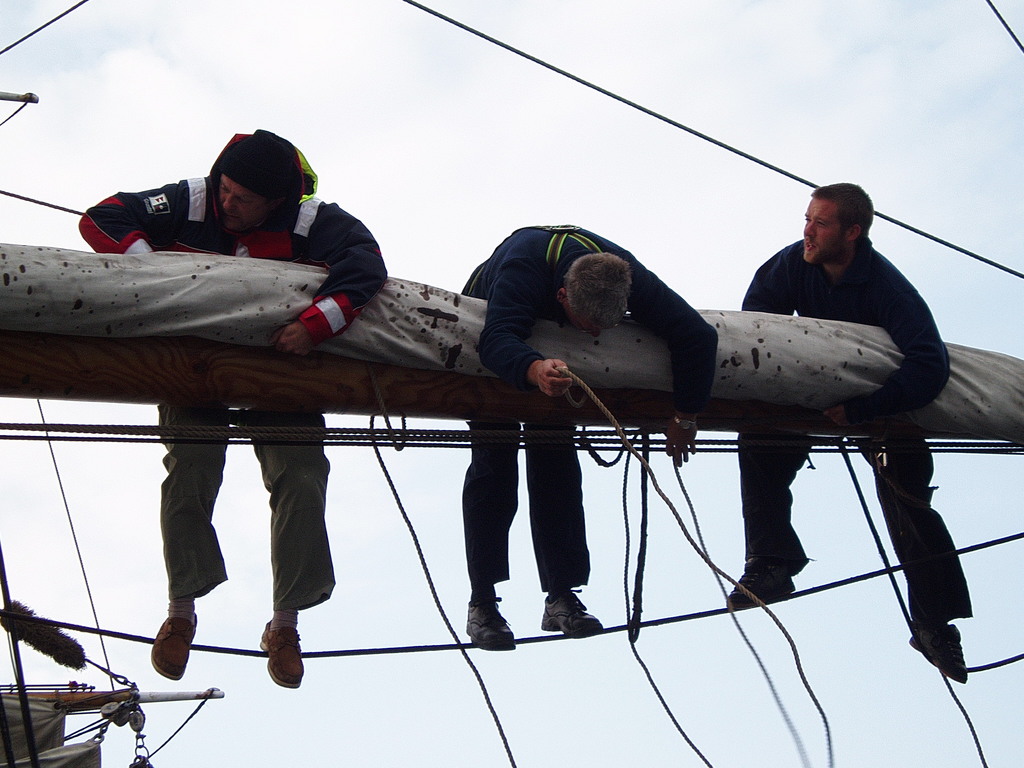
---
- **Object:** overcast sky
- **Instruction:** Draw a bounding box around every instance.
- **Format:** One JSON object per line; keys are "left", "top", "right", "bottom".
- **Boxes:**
{"left": 2, "top": 1, "right": 1023, "bottom": 766}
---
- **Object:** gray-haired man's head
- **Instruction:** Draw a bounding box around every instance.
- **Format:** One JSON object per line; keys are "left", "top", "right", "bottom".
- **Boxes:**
{"left": 556, "top": 253, "right": 632, "bottom": 335}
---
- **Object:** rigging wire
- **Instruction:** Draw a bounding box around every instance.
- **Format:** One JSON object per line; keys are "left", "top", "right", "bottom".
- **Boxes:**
{"left": 144, "top": 698, "right": 210, "bottom": 761}
{"left": 0, "top": 4, "right": 1017, "bottom": 279}
{"left": 0, "top": 1, "right": 94, "bottom": 58}
{"left": 0, "top": 1, "right": 1018, "bottom": 283}
{"left": 35, "top": 402, "right": 114, "bottom": 686}
{"left": 0, "top": 189, "right": 82, "bottom": 216}
{"left": 0, "top": 539, "right": 41, "bottom": 768}
{"left": 5, "top": 414, "right": 1023, "bottom": 667}
{"left": 836, "top": 441, "right": 989, "bottom": 768}
{"left": 399, "top": 0, "right": 1024, "bottom": 282}
{"left": 0, "top": 103, "right": 30, "bottom": 130}
{"left": 4, "top": 528, "right": 1021, "bottom": 664}
{"left": 4, "top": 403, "right": 924, "bottom": 766}
{"left": 0, "top": 421, "right": 1020, "bottom": 456}
{"left": 984, "top": 0, "right": 1024, "bottom": 56}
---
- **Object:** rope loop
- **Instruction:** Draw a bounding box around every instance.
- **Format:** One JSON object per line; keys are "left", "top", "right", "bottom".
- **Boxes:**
{"left": 579, "top": 426, "right": 626, "bottom": 467}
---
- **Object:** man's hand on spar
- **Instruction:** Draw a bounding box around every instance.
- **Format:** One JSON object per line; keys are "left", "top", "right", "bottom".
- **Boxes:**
{"left": 271, "top": 321, "right": 316, "bottom": 356}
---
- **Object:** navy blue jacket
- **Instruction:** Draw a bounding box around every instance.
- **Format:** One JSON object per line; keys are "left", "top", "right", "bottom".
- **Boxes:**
{"left": 743, "top": 238, "right": 949, "bottom": 423}
{"left": 465, "top": 227, "right": 718, "bottom": 413}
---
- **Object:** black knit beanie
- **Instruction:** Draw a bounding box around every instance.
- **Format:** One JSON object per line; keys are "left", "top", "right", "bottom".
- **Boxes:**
{"left": 218, "top": 130, "right": 296, "bottom": 200}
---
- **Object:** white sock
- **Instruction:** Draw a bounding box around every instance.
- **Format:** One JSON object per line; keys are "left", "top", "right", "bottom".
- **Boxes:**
{"left": 168, "top": 598, "right": 196, "bottom": 624}
{"left": 269, "top": 609, "right": 298, "bottom": 631}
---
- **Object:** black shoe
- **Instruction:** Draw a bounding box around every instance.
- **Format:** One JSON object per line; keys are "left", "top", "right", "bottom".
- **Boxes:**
{"left": 541, "top": 591, "right": 603, "bottom": 638}
{"left": 909, "top": 621, "right": 968, "bottom": 684}
{"left": 467, "top": 599, "right": 516, "bottom": 651}
{"left": 726, "top": 557, "right": 796, "bottom": 610}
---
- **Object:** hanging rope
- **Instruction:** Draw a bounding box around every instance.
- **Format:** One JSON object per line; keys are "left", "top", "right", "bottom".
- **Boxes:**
{"left": 616, "top": 446, "right": 716, "bottom": 767}
{"left": 365, "top": 362, "right": 407, "bottom": 451}
{"left": 364, "top": 386, "right": 517, "bottom": 767}
{"left": 579, "top": 426, "right": 629, "bottom": 467}
{"left": 554, "top": 365, "right": 834, "bottom": 768}
{"left": 627, "top": 435, "right": 650, "bottom": 644}
{"left": 670, "top": 464, "right": 814, "bottom": 768}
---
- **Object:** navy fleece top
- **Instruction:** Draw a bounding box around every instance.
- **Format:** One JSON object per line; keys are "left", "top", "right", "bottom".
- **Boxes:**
{"left": 464, "top": 227, "right": 718, "bottom": 413}
{"left": 743, "top": 237, "right": 949, "bottom": 423}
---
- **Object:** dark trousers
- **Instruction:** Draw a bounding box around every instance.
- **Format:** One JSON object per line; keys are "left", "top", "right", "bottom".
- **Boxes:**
{"left": 462, "top": 422, "right": 590, "bottom": 595}
{"left": 738, "top": 433, "right": 972, "bottom": 625}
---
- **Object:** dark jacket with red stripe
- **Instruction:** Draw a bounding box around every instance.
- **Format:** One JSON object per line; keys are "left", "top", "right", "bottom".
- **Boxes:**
{"left": 78, "top": 134, "right": 386, "bottom": 345}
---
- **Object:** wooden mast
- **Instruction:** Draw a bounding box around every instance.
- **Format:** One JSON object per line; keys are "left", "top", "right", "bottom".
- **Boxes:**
{"left": 0, "top": 329, "right": 915, "bottom": 437}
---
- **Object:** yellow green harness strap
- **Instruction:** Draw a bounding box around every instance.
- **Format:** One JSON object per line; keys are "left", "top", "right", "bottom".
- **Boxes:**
{"left": 545, "top": 230, "right": 602, "bottom": 270}
{"left": 463, "top": 227, "right": 603, "bottom": 296}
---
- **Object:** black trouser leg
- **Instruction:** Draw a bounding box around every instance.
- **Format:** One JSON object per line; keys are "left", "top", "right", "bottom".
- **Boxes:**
{"left": 463, "top": 422, "right": 520, "bottom": 594}
{"left": 738, "top": 433, "right": 812, "bottom": 572}
{"left": 524, "top": 424, "right": 589, "bottom": 593}
{"left": 870, "top": 442, "right": 972, "bottom": 625}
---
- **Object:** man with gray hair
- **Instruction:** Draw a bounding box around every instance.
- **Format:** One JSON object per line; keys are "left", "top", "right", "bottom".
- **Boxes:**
{"left": 461, "top": 225, "right": 718, "bottom": 650}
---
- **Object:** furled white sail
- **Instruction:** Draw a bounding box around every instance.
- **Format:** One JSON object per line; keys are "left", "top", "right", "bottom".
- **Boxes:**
{"left": 1, "top": 244, "right": 1021, "bottom": 441}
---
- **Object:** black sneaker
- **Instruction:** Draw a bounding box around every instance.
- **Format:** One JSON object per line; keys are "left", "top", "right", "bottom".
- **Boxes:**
{"left": 467, "top": 599, "right": 516, "bottom": 651}
{"left": 541, "top": 591, "right": 603, "bottom": 638}
{"left": 726, "top": 557, "right": 796, "bottom": 610}
{"left": 909, "top": 621, "right": 968, "bottom": 684}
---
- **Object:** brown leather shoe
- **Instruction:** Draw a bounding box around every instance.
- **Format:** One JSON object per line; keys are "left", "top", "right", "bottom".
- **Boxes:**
{"left": 260, "top": 623, "right": 303, "bottom": 689}
{"left": 151, "top": 617, "right": 196, "bottom": 680}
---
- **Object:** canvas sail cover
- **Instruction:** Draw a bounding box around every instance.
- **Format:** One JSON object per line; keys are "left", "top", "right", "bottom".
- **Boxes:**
{"left": 10, "top": 742, "right": 100, "bottom": 768}
{"left": 1, "top": 695, "right": 101, "bottom": 768}
{"left": 0, "top": 244, "right": 1022, "bottom": 442}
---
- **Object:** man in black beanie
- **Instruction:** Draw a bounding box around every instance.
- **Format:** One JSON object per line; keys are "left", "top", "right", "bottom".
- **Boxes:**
{"left": 80, "top": 130, "right": 387, "bottom": 688}
{"left": 217, "top": 129, "right": 297, "bottom": 202}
